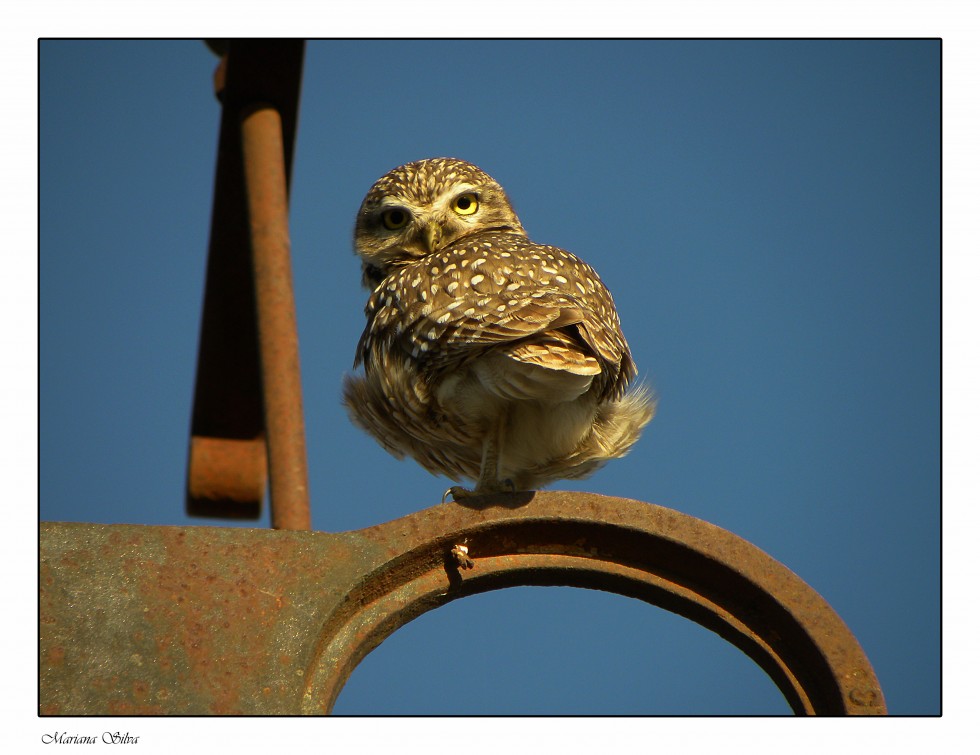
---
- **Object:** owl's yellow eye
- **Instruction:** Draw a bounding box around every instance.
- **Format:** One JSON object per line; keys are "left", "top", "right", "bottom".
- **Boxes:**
{"left": 452, "top": 193, "right": 479, "bottom": 216}
{"left": 381, "top": 208, "right": 410, "bottom": 230}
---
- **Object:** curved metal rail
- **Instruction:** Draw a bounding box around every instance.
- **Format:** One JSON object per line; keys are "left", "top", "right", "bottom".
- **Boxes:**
{"left": 303, "top": 491, "right": 885, "bottom": 714}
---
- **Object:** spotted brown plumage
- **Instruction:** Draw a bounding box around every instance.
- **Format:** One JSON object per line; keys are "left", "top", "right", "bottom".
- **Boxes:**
{"left": 343, "top": 158, "right": 655, "bottom": 498}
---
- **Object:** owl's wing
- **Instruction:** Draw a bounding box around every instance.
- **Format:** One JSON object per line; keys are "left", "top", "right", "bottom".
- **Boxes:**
{"left": 356, "top": 234, "right": 638, "bottom": 400}
{"left": 399, "top": 288, "right": 635, "bottom": 400}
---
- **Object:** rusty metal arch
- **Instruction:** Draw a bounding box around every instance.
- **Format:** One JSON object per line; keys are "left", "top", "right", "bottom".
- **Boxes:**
{"left": 302, "top": 491, "right": 885, "bottom": 715}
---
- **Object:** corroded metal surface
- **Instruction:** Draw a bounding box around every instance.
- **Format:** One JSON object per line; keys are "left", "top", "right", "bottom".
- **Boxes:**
{"left": 40, "top": 492, "right": 886, "bottom": 715}
{"left": 186, "top": 40, "right": 306, "bottom": 525}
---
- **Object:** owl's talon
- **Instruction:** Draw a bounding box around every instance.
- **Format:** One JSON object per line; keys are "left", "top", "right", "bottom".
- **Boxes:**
{"left": 443, "top": 480, "right": 517, "bottom": 503}
{"left": 443, "top": 486, "right": 471, "bottom": 503}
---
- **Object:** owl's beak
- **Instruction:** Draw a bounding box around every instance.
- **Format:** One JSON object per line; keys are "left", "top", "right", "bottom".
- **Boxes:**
{"left": 423, "top": 221, "right": 442, "bottom": 253}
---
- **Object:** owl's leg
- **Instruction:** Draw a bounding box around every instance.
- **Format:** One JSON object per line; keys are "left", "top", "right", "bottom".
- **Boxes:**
{"left": 443, "top": 411, "right": 514, "bottom": 502}
{"left": 476, "top": 413, "right": 504, "bottom": 491}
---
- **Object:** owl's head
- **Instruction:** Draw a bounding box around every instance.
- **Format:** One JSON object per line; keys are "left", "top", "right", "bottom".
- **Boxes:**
{"left": 353, "top": 157, "right": 525, "bottom": 288}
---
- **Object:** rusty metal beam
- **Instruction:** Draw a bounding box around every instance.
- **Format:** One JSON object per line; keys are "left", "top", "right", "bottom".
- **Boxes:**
{"left": 240, "top": 103, "right": 310, "bottom": 530}
{"left": 186, "top": 40, "right": 309, "bottom": 528}
{"left": 40, "top": 492, "right": 886, "bottom": 715}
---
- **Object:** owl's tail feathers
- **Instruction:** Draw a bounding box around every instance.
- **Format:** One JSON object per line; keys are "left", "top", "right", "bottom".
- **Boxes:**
{"left": 517, "top": 382, "right": 656, "bottom": 489}
{"left": 590, "top": 382, "right": 657, "bottom": 461}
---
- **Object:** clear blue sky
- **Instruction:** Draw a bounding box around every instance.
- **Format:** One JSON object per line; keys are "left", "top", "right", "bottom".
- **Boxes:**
{"left": 40, "top": 39, "right": 939, "bottom": 715}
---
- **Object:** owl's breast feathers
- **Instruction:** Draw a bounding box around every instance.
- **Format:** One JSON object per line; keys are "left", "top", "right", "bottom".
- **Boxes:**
{"left": 354, "top": 230, "right": 636, "bottom": 402}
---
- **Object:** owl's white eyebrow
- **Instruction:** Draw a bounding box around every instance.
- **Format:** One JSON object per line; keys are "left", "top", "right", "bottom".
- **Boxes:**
{"left": 377, "top": 197, "right": 421, "bottom": 210}
{"left": 443, "top": 183, "right": 478, "bottom": 197}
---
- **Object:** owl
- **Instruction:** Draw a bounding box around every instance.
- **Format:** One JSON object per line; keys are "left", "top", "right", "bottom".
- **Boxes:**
{"left": 343, "top": 157, "right": 654, "bottom": 500}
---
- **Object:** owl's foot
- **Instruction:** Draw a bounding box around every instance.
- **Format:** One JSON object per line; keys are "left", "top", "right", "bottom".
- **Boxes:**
{"left": 442, "top": 478, "right": 516, "bottom": 503}
{"left": 442, "top": 486, "right": 469, "bottom": 503}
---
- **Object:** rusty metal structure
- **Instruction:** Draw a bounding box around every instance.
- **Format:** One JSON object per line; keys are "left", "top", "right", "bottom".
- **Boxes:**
{"left": 38, "top": 40, "right": 887, "bottom": 715}
{"left": 186, "top": 40, "right": 309, "bottom": 529}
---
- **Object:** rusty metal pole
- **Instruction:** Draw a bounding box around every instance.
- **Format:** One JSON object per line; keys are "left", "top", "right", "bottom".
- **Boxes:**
{"left": 240, "top": 104, "right": 311, "bottom": 530}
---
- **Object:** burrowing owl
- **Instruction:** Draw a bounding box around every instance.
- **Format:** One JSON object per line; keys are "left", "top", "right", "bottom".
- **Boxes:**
{"left": 343, "top": 158, "right": 654, "bottom": 500}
